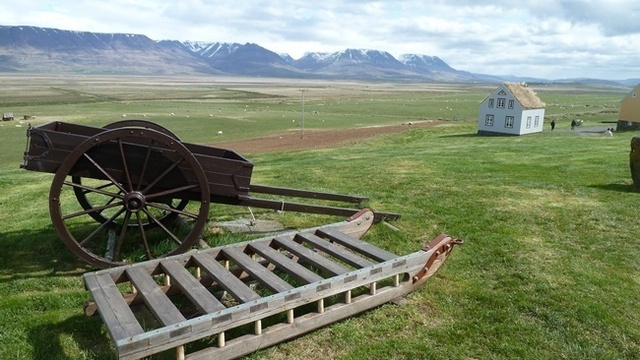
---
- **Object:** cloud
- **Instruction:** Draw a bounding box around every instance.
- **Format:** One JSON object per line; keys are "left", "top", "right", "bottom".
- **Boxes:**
{"left": 1, "top": 0, "right": 640, "bottom": 79}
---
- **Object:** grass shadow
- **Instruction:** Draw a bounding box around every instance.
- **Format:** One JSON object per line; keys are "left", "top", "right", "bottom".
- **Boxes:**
{"left": 438, "top": 133, "right": 478, "bottom": 138}
{"left": 28, "top": 313, "right": 115, "bottom": 359}
{"left": 588, "top": 183, "right": 638, "bottom": 193}
{"left": 0, "top": 225, "right": 91, "bottom": 283}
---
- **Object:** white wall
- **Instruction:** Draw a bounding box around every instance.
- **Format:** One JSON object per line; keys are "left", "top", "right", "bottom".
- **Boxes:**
{"left": 477, "top": 86, "right": 545, "bottom": 135}
{"left": 517, "top": 109, "right": 545, "bottom": 135}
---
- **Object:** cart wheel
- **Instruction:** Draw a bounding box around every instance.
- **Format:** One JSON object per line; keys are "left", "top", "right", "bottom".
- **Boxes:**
{"left": 103, "top": 119, "right": 180, "bottom": 140}
{"left": 49, "top": 128, "right": 210, "bottom": 268}
{"left": 71, "top": 120, "right": 188, "bottom": 227}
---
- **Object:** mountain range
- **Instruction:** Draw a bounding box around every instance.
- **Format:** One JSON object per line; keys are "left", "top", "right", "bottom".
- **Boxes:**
{"left": 0, "top": 25, "right": 502, "bottom": 82}
{"left": 0, "top": 25, "right": 633, "bottom": 85}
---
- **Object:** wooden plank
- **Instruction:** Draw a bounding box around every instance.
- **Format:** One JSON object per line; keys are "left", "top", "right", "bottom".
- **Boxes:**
{"left": 295, "top": 233, "right": 375, "bottom": 269}
{"left": 125, "top": 267, "right": 186, "bottom": 326}
{"left": 316, "top": 228, "right": 397, "bottom": 262}
{"left": 186, "top": 284, "right": 413, "bottom": 360}
{"left": 249, "top": 184, "right": 367, "bottom": 203}
{"left": 248, "top": 242, "right": 324, "bottom": 284}
{"left": 223, "top": 247, "right": 294, "bottom": 293}
{"left": 84, "top": 272, "right": 144, "bottom": 341}
{"left": 192, "top": 253, "right": 261, "bottom": 303}
{"left": 236, "top": 196, "right": 362, "bottom": 219}
{"left": 273, "top": 236, "right": 350, "bottom": 276}
{"left": 160, "top": 260, "right": 226, "bottom": 314}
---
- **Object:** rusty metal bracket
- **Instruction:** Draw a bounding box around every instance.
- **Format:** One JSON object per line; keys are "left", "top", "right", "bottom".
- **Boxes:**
{"left": 21, "top": 125, "right": 52, "bottom": 167}
{"left": 412, "top": 234, "right": 463, "bottom": 283}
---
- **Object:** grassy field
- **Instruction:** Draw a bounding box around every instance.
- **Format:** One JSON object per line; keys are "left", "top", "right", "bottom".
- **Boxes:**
{"left": 0, "top": 75, "right": 638, "bottom": 359}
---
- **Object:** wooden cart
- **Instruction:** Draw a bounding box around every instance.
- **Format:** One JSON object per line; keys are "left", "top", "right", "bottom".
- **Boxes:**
{"left": 22, "top": 120, "right": 399, "bottom": 268}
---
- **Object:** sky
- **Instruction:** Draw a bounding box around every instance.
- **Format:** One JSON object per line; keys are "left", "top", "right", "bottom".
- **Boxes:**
{"left": 2, "top": 0, "right": 640, "bottom": 80}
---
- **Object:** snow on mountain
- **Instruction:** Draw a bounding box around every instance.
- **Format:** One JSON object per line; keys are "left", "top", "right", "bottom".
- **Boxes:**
{"left": 178, "top": 41, "right": 304, "bottom": 77}
{"left": 183, "top": 41, "right": 243, "bottom": 59}
{"left": 399, "top": 54, "right": 454, "bottom": 72}
{"left": 279, "top": 53, "right": 294, "bottom": 63}
{"left": 290, "top": 49, "right": 415, "bottom": 78}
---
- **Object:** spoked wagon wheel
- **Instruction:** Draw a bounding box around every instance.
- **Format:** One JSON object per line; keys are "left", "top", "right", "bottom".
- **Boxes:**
{"left": 70, "top": 120, "right": 187, "bottom": 229}
{"left": 71, "top": 176, "right": 190, "bottom": 230}
{"left": 49, "top": 128, "right": 210, "bottom": 268}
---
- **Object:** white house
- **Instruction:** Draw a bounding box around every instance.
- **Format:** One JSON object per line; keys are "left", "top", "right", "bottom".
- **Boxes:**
{"left": 477, "top": 83, "right": 546, "bottom": 136}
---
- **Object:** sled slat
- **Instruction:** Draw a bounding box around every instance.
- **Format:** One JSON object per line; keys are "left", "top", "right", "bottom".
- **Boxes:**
{"left": 160, "top": 259, "right": 226, "bottom": 314}
{"left": 295, "top": 232, "right": 375, "bottom": 269}
{"left": 84, "top": 272, "right": 144, "bottom": 341}
{"left": 248, "top": 242, "right": 325, "bottom": 284}
{"left": 125, "top": 267, "right": 186, "bottom": 326}
{"left": 316, "top": 228, "right": 398, "bottom": 262}
{"left": 274, "top": 236, "right": 350, "bottom": 276}
{"left": 223, "top": 247, "right": 294, "bottom": 293}
{"left": 192, "top": 253, "right": 261, "bottom": 303}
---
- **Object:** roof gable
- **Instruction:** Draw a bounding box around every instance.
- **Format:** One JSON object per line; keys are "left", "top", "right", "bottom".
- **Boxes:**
{"left": 481, "top": 83, "right": 545, "bottom": 110}
{"left": 503, "top": 83, "right": 545, "bottom": 109}
{"left": 621, "top": 84, "right": 640, "bottom": 103}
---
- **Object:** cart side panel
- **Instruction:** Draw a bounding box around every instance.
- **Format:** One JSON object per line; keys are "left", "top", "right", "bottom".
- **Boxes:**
{"left": 185, "top": 143, "right": 253, "bottom": 196}
{"left": 22, "top": 122, "right": 100, "bottom": 173}
{"left": 185, "top": 143, "right": 251, "bottom": 163}
{"left": 192, "top": 156, "right": 253, "bottom": 198}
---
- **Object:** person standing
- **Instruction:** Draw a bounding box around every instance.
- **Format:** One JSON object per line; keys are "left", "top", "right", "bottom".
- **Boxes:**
{"left": 571, "top": 119, "right": 577, "bottom": 130}
{"left": 550, "top": 120, "right": 556, "bottom": 131}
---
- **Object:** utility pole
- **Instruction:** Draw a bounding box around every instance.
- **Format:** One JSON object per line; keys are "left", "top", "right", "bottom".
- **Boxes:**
{"left": 300, "top": 89, "right": 306, "bottom": 139}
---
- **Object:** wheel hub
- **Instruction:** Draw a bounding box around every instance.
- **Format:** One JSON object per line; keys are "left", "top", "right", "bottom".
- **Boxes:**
{"left": 124, "top": 192, "right": 146, "bottom": 212}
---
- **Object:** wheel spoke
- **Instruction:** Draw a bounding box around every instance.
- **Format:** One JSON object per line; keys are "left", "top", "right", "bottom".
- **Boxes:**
{"left": 77, "top": 207, "right": 126, "bottom": 247}
{"left": 146, "top": 184, "right": 199, "bottom": 200}
{"left": 141, "top": 157, "right": 184, "bottom": 195}
{"left": 62, "top": 201, "right": 123, "bottom": 220}
{"left": 136, "top": 212, "right": 153, "bottom": 260}
{"left": 137, "top": 144, "right": 153, "bottom": 191}
{"left": 64, "top": 180, "right": 123, "bottom": 199}
{"left": 99, "top": 192, "right": 122, "bottom": 211}
{"left": 79, "top": 181, "right": 116, "bottom": 195}
{"left": 118, "top": 139, "right": 134, "bottom": 192}
{"left": 142, "top": 208, "right": 183, "bottom": 246}
{"left": 146, "top": 201, "right": 199, "bottom": 220}
{"left": 112, "top": 211, "right": 132, "bottom": 262}
{"left": 83, "top": 153, "right": 128, "bottom": 194}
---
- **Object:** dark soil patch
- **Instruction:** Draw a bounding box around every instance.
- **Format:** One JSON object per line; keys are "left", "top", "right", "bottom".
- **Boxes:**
{"left": 212, "top": 120, "right": 446, "bottom": 154}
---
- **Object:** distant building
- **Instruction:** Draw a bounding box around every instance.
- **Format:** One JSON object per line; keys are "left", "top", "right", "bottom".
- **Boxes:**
{"left": 616, "top": 84, "right": 640, "bottom": 131}
{"left": 477, "top": 83, "right": 546, "bottom": 136}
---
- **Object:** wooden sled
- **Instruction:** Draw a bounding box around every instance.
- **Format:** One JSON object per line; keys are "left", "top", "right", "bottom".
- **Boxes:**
{"left": 83, "top": 210, "right": 462, "bottom": 359}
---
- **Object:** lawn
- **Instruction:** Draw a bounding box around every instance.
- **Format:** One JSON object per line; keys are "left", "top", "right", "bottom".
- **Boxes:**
{"left": 0, "top": 75, "right": 638, "bottom": 359}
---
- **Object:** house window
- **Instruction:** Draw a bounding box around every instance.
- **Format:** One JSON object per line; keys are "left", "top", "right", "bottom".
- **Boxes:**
{"left": 534, "top": 116, "right": 540, "bottom": 127}
{"left": 508, "top": 100, "right": 514, "bottom": 109}
{"left": 485, "top": 114, "right": 494, "bottom": 126}
{"left": 505, "top": 116, "right": 514, "bottom": 128}
{"left": 526, "top": 116, "right": 532, "bottom": 128}
{"left": 497, "top": 98, "right": 506, "bottom": 108}
{"left": 489, "top": 99, "right": 494, "bottom": 108}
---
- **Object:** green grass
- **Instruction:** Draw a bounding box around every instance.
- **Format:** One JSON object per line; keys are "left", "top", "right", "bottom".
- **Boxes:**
{"left": 0, "top": 75, "right": 638, "bottom": 359}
